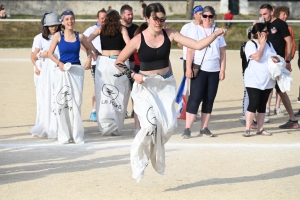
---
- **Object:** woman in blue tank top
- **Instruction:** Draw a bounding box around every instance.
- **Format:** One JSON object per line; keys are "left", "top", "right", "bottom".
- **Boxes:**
{"left": 114, "top": 3, "right": 227, "bottom": 182}
{"left": 48, "top": 10, "right": 97, "bottom": 144}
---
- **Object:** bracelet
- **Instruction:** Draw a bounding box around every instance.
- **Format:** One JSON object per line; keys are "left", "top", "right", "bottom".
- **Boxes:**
{"left": 213, "top": 32, "right": 218, "bottom": 38}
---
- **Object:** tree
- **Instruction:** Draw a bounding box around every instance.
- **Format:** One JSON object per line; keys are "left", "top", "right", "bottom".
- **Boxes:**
{"left": 186, "top": 0, "right": 194, "bottom": 19}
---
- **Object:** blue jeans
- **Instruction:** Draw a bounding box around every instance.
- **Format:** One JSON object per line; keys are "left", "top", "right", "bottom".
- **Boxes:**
{"left": 140, "top": 69, "right": 172, "bottom": 79}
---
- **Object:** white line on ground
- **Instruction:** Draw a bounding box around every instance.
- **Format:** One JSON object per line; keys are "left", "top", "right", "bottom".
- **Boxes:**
{"left": 1, "top": 142, "right": 300, "bottom": 148}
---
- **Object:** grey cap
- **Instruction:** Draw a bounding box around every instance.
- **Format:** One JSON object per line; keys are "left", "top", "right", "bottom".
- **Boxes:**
{"left": 44, "top": 13, "right": 61, "bottom": 26}
{"left": 246, "top": 26, "right": 253, "bottom": 36}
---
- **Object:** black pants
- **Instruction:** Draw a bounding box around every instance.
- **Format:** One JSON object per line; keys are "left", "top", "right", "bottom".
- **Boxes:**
{"left": 246, "top": 87, "right": 272, "bottom": 113}
{"left": 186, "top": 70, "right": 219, "bottom": 114}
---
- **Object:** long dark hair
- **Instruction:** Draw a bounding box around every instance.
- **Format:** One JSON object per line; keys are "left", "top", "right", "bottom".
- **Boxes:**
{"left": 42, "top": 25, "right": 61, "bottom": 40}
{"left": 134, "top": 22, "right": 148, "bottom": 36}
{"left": 101, "top": 10, "right": 121, "bottom": 36}
{"left": 145, "top": 3, "right": 166, "bottom": 19}
{"left": 251, "top": 23, "right": 266, "bottom": 39}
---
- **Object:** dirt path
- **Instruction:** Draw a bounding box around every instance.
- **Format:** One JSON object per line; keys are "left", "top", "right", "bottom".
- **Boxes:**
{"left": 0, "top": 49, "right": 299, "bottom": 199}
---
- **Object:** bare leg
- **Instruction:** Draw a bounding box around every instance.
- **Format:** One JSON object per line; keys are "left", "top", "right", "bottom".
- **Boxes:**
{"left": 278, "top": 92, "right": 296, "bottom": 120}
{"left": 246, "top": 111, "right": 255, "bottom": 130}
{"left": 256, "top": 113, "right": 265, "bottom": 131}
{"left": 266, "top": 89, "right": 273, "bottom": 109}
{"left": 92, "top": 92, "right": 96, "bottom": 110}
{"left": 185, "top": 112, "right": 196, "bottom": 128}
{"left": 201, "top": 113, "right": 211, "bottom": 129}
{"left": 275, "top": 91, "right": 282, "bottom": 109}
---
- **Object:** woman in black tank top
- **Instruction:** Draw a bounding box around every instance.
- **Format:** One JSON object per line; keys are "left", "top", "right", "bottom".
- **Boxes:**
{"left": 113, "top": 3, "right": 227, "bottom": 182}
{"left": 85, "top": 10, "right": 132, "bottom": 137}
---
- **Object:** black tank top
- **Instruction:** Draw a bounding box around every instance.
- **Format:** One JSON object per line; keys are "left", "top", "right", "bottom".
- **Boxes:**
{"left": 138, "top": 29, "right": 171, "bottom": 71}
{"left": 100, "top": 31, "right": 125, "bottom": 50}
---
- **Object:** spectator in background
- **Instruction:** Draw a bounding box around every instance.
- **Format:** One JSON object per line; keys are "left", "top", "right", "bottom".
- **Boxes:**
{"left": 223, "top": 10, "right": 233, "bottom": 28}
{"left": 0, "top": 5, "right": 6, "bottom": 18}
{"left": 107, "top": 6, "right": 112, "bottom": 12}
{"left": 139, "top": 0, "right": 147, "bottom": 19}
{"left": 82, "top": 8, "right": 107, "bottom": 122}
{"left": 266, "top": 6, "right": 296, "bottom": 117}
{"left": 260, "top": 4, "right": 299, "bottom": 129}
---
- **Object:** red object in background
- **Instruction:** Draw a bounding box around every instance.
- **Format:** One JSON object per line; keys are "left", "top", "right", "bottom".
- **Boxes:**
{"left": 224, "top": 13, "right": 233, "bottom": 20}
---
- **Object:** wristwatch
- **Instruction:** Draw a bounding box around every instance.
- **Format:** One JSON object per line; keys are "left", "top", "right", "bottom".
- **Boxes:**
{"left": 285, "top": 60, "right": 290, "bottom": 63}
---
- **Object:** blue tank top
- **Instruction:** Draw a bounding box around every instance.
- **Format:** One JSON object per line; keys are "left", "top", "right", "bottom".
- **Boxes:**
{"left": 58, "top": 32, "right": 80, "bottom": 64}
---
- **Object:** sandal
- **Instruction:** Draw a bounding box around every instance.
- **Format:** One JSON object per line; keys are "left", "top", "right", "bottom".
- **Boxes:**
{"left": 256, "top": 129, "right": 272, "bottom": 136}
{"left": 243, "top": 130, "right": 251, "bottom": 137}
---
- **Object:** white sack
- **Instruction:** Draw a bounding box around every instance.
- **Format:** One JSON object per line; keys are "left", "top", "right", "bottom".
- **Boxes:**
{"left": 30, "top": 60, "right": 47, "bottom": 137}
{"left": 95, "top": 56, "right": 130, "bottom": 135}
{"left": 131, "top": 75, "right": 177, "bottom": 182}
{"left": 268, "top": 55, "right": 293, "bottom": 92}
{"left": 53, "top": 64, "right": 84, "bottom": 144}
{"left": 40, "top": 58, "right": 58, "bottom": 138}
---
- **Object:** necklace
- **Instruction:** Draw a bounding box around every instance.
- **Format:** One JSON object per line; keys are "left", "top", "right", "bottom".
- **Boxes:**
{"left": 147, "top": 30, "right": 161, "bottom": 38}
{"left": 201, "top": 25, "right": 213, "bottom": 37}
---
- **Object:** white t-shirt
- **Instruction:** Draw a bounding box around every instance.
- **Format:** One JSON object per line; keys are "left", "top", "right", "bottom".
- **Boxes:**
{"left": 187, "top": 26, "right": 226, "bottom": 72}
{"left": 244, "top": 40, "right": 276, "bottom": 90}
{"left": 180, "top": 22, "right": 199, "bottom": 60}
{"left": 32, "top": 33, "right": 59, "bottom": 59}
{"left": 83, "top": 24, "right": 102, "bottom": 65}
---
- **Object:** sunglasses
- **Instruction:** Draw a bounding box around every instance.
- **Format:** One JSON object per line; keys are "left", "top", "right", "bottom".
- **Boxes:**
{"left": 152, "top": 16, "right": 167, "bottom": 22}
{"left": 202, "top": 14, "right": 214, "bottom": 19}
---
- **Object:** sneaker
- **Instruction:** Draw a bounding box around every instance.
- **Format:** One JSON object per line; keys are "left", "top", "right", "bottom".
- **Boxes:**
{"left": 279, "top": 119, "right": 300, "bottom": 129}
{"left": 266, "top": 108, "right": 270, "bottom": 116}
{"left": 251, "top": 120, "right": 257, "bottom": 129}
{"left": 89, "top": 111, "right": 97, "bottom": 122}
{"left": 297, "top": 97, "right": 300, "bottom": 103}
{"left": 239, "top": 118, "right": 246, "bottom": 125}
{"left": 111, "top": 130, "right": 120, "bottom": 136}
{"left": 295, "top": 109, "right": 300, "bottom": 116}
{"left": 182, "top": 128, "right": 191, "bottom": 139}
{"left": 274, "top": 107, "right": 285, "bottom": 115}
{"left": 264, "top": 117, "right": 270, "bottom": 123}
{"left": 198, "top": 127, "right": 216, "bottom": 137}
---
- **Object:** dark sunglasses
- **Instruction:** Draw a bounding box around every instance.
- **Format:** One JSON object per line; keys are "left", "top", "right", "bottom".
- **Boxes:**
{"left": 152, "top": 16, "right": 167, "bottom": 22}
{"left": 202, "top": 14, "right": 214, "bottom": 19}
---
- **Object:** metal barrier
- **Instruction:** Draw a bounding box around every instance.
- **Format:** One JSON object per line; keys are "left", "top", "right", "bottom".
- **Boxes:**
{"left": 1, "top": 19, "right": 300, "bottom": 23}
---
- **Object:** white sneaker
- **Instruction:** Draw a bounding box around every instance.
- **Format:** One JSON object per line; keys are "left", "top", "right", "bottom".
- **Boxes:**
{"left": 264, "top": 117, "right": 270, "bottom": 123}
{"left": 111, "top": 130, "right": 120, "bottom": 136}
{"left": 265, "top": 108, "right": 270, "bottom": 116}
{"left": 274, "top": 107, "right": 285, "bottom": 115}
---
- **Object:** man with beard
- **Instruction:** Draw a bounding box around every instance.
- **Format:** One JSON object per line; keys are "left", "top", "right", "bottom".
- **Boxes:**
{"left": 120, "top": 4, "right": 139, "bottom": 70}
{"left": 82, "top": 8, "right": 107, "bottom": 122}
{"left": 259, "top": 4, "right": 299, "bottom": 129}
{"left": 120, "top": 4, "right": 139, "bottom": 121}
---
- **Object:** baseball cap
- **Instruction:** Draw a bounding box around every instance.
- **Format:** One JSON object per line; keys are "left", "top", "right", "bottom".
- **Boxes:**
{"left": 61, "top": 10, "right": 75, "bottom": 21}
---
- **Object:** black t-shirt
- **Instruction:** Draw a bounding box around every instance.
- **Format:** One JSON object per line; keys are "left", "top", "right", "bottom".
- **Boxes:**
{"left": 267, "top": 18, "right": 290, "bottom": 58}
{"left": 123, "top": 23, "right": 139, "bottom": 61}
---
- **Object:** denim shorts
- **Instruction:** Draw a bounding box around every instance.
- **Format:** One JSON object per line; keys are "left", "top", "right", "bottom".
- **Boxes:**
{"left": 103, "top": 55, "right": 118, "bottom": 59}
{"left": 140, "top": 69, "right": 172, "bottom": 79}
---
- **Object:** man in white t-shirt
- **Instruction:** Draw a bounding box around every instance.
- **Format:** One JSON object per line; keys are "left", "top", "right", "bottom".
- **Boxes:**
{"left": 177, "top": 5, "right": 203, "bottom": 121}
{"left": 82, "top": 9, "right": 106, "bottom": 122}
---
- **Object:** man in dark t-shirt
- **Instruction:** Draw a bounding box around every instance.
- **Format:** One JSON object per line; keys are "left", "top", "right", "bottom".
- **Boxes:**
{"left": 120, "top": 4, "right": 139, "bottom": 70}
{"left": 260, "top": 4, "right": 299, "bottom": 129}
